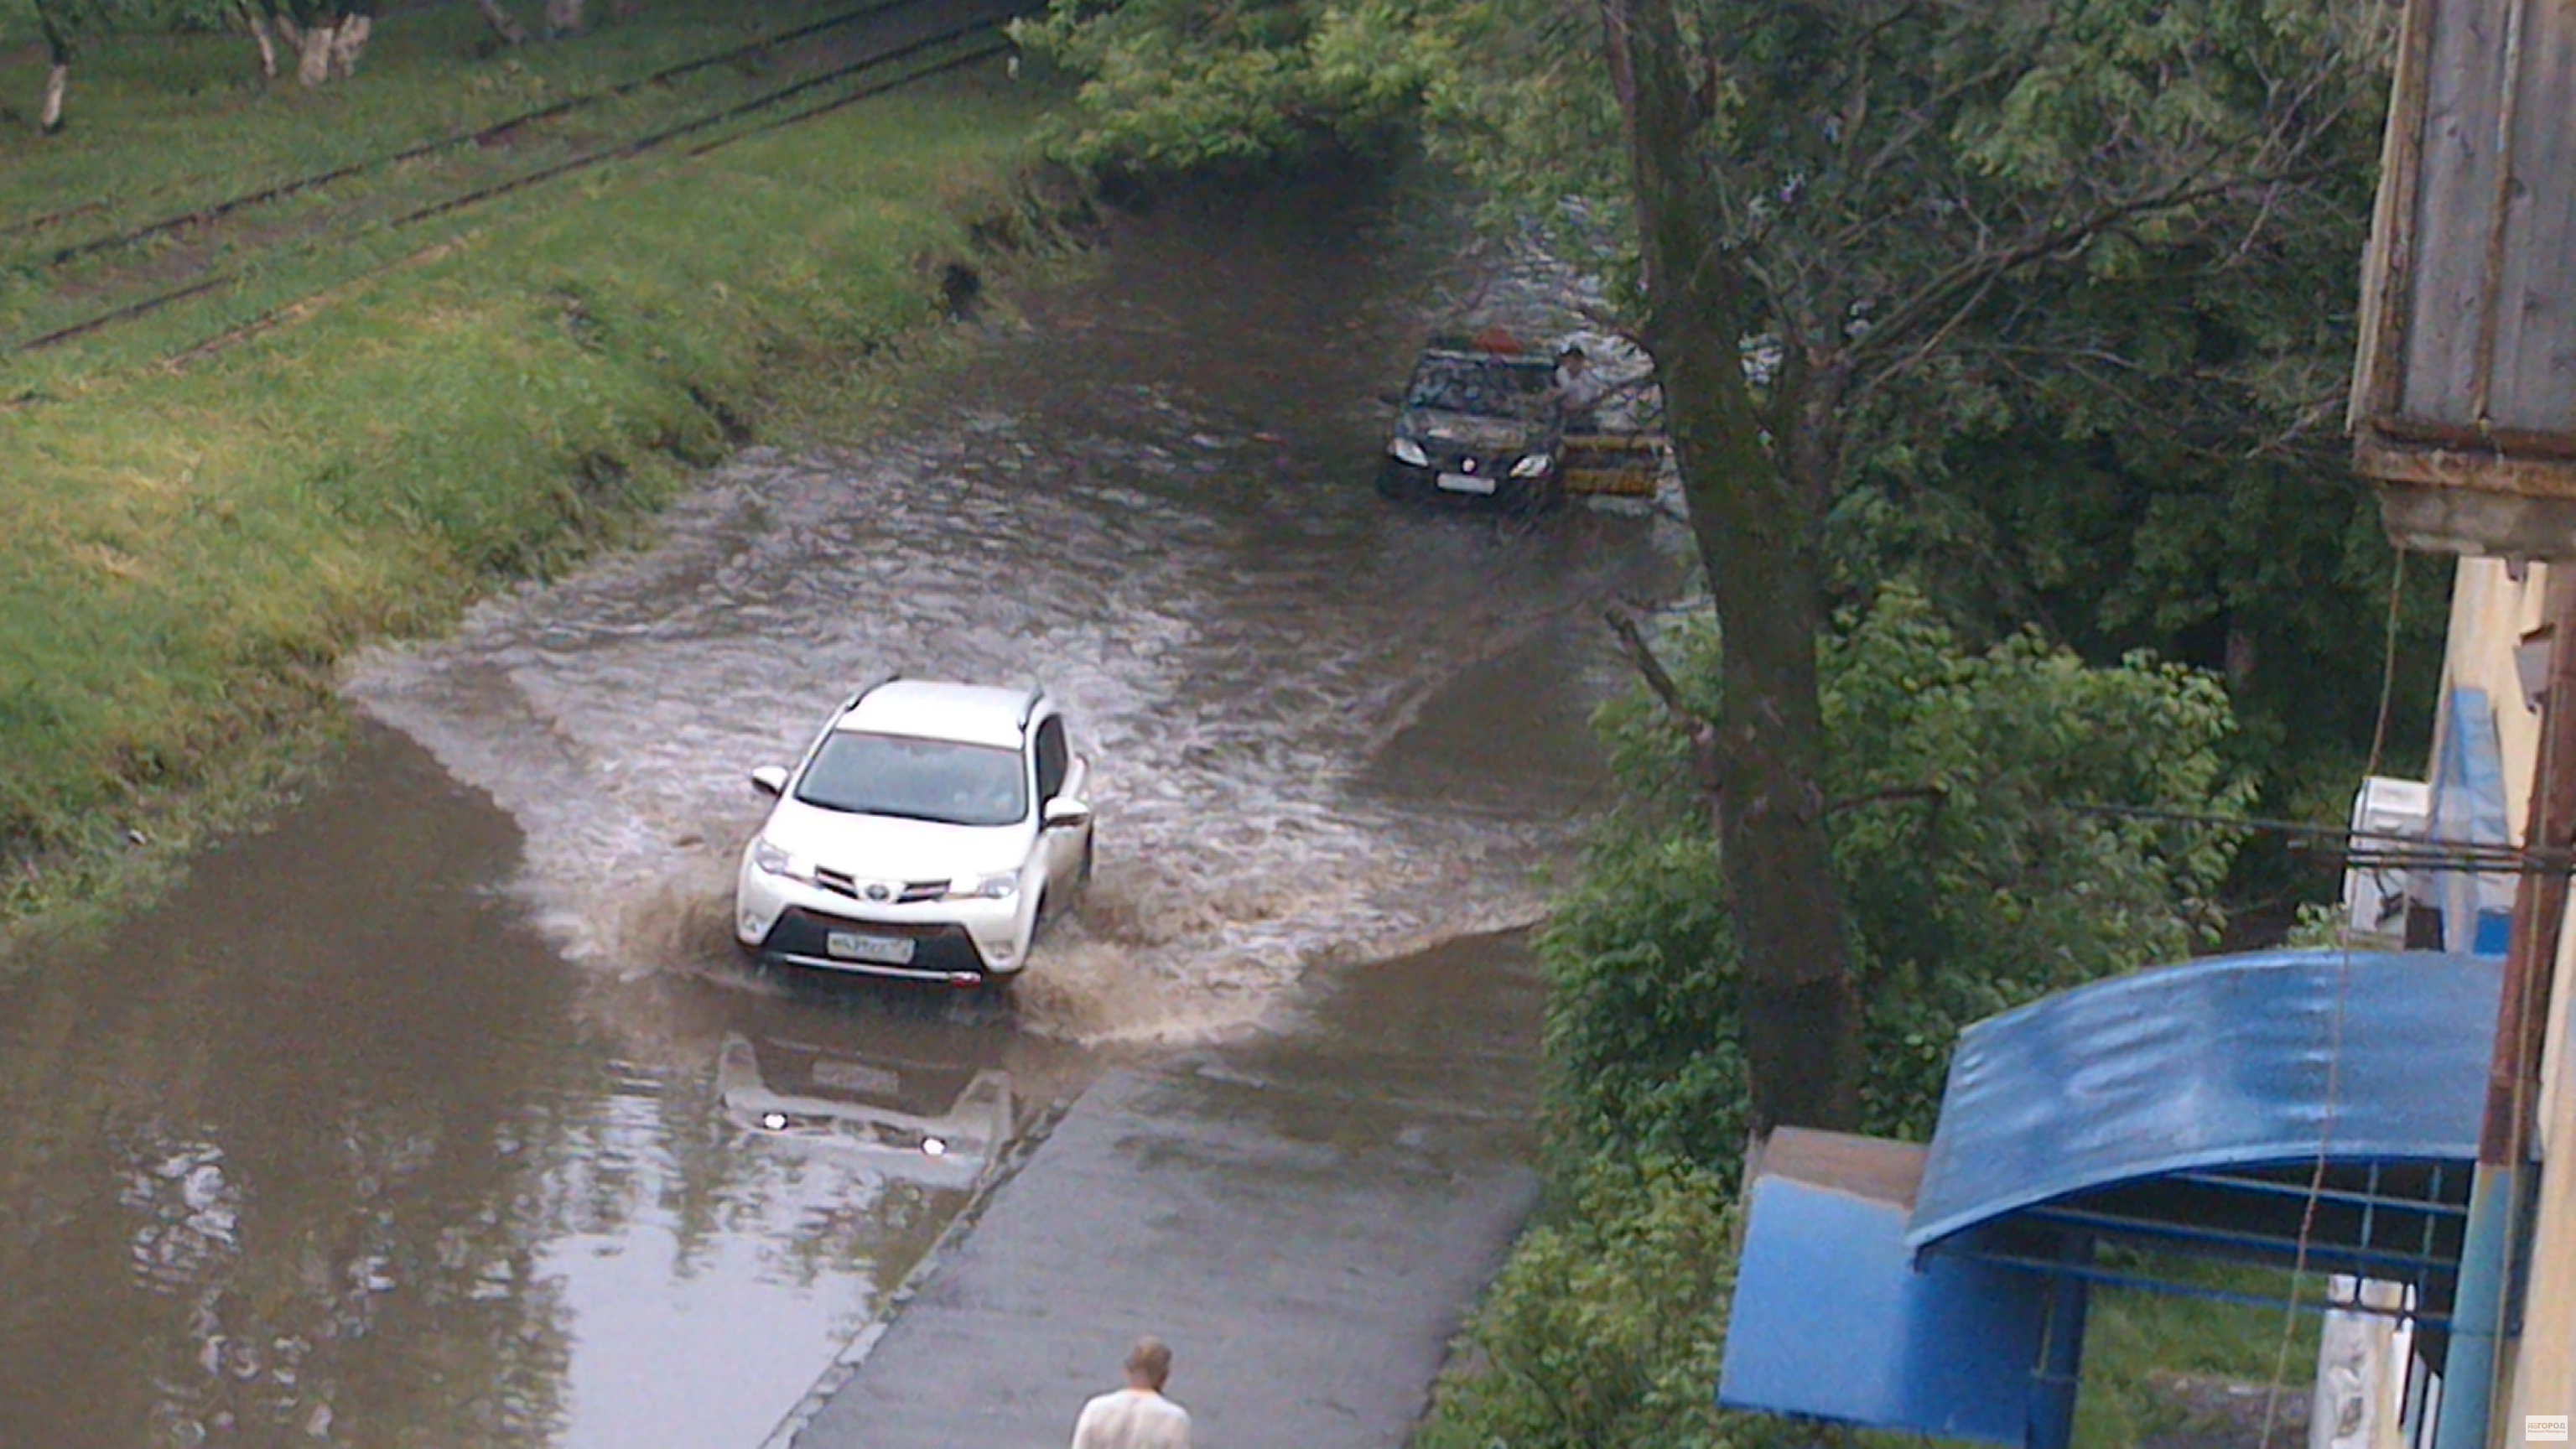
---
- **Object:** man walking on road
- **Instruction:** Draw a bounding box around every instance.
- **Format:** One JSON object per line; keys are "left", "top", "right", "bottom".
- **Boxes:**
{"left": 1069, "top": 1336, "right": 1193, "bottom": 1449}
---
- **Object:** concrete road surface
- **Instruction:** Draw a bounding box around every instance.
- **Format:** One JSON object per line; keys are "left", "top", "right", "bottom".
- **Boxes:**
{"left": 780, "top": 933, "right": 1545, "bottom": 1449}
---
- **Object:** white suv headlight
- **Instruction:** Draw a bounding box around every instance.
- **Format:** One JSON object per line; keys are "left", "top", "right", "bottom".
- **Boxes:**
{"left": 1510, "top": 452, "right": 1553, "bottom": 478}
{"left": 1389, "top": 437, "right": 1430, "bottom": 467}
{"left": 948, "top": 871, "right": 1020, "bottom": 901}
{"left": 752, "top": 839, "right": 815, "bottom": 883}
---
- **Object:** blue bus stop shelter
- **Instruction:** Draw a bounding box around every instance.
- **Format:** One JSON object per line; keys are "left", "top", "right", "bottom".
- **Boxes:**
{"left": 1719, "top": 950, "right": 2499, "bottom": 1447}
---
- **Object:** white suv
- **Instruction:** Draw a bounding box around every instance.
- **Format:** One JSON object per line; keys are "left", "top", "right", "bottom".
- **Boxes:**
{"left": 734, "top": 678, "right": 1094, "bottom": 986}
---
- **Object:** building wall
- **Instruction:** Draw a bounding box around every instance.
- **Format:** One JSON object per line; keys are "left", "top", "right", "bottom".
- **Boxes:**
{"left": 2434, "top": 557, "right": 2576, "bottom": 1436}
{"left": 2513, "top": 1070, "right": 2576, "bottom": 1436}
{"left": 2438, "top": 558, "right": 2547, "bottom": 839}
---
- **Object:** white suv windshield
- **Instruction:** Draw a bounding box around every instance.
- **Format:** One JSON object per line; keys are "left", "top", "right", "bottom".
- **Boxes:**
{"left": 797, "top": 731, "right": 1028, "bottom": 827}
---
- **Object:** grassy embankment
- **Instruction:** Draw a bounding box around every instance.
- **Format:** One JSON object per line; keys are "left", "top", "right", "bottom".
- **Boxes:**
{"left": 0, "top": 3, "right": 1081, "bottom": 953}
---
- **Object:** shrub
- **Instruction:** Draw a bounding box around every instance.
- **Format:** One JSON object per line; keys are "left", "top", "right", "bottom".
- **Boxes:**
{"left": 1415, "top": 1158, "right": 1736, "bottom": 1449}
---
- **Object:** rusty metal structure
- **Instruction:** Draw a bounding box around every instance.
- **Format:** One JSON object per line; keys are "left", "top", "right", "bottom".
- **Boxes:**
{"left": 2351, "top": 0, "right": 2576, "bottom": 557}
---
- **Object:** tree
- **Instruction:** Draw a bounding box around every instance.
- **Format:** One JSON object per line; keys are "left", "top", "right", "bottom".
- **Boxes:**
{"left": 1016, "top": 0, "right": 1429, "bottom": 173}
{"left": 1552, "top": 584, "right": 2247, "bottom": 1171}
{"left": 470, "top": 0, "right": 528, "bottom": 45}
{"left": 26, "top": 0, "right": 106, "bottom": 131}
{"left": 470, "top": 0, "right": 635, "bottom": 49}
{"left": 1028, "top": 0, "right": 2391, "bottom": 1133}
{"left": 1582, "top": 0, "right": 2382, "bottom": 1132}
{"left": 234, "top": 0, "right": 376, "bottom": 86}
{"left": 1024, "top": 0, "right": 2426, "bottom": 810}
{"left": 0, "top": 0, "right": 377, "bottom": 118}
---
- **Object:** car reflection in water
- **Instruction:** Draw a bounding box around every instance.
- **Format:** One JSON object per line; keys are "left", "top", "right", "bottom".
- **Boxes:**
{"left": 716, "top": 1031, "right": 1016, "bottom": 1192}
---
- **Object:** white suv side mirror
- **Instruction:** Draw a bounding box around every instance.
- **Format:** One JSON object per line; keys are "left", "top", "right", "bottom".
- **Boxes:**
{"left": 750, "top": 766, "right": 789, "bottom": 798}
{"left": 1042, "top": 797, "right": 1092, "bottom": 830}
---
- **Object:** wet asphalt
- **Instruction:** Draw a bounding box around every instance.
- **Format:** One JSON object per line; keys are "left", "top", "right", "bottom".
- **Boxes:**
{"left": 780, "top": 933, "right": 1546, "bottom": 1449}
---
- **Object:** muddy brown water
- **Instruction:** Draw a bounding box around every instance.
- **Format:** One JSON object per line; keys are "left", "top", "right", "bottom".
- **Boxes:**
{"left": 0, "top": 174, "right": 1681, "bottom": 1447}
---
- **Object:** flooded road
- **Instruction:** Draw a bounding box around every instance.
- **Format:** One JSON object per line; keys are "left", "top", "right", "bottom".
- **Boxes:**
{"left": 0, "top": 174, "right": 1679, "bottom": 1446}
{"left": 0, "top": 729, "right": 1088, "bottom": 1449}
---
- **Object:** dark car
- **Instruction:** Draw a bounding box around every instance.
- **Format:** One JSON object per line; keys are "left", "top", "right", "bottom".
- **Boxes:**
{"left": 1377, "top": 336, "right": 1566, "bottom": 511}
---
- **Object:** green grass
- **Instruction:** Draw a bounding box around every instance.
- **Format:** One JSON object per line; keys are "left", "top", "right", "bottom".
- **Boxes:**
{"left": 2077, "top": 1262, "right": 2326, "bottom": 1449}
{"left": 1, "top": 0, "right": 870, "bottom": 231}
{"left": 0, "top": 0, "right": 1014, "bottom": 360}
{"left": 0, "top": 42, "right": 1079, "bottom": 944}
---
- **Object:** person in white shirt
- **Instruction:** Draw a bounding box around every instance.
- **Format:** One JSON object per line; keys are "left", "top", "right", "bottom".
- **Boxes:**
{"left": 1552, "top": 345, "right": 1610, "bottom": 434}
{"left": 1068, "top": 1336, "right": 1193, "bottom": 1449}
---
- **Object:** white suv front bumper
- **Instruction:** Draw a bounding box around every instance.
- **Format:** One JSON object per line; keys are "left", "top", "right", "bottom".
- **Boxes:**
{"left": 735, "top": 863, "right": 1029, "bottom": 980}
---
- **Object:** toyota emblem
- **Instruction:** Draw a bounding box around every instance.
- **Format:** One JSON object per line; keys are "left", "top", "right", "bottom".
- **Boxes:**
{"left": 864, "top": 883, "right": 891, "bottom": 902}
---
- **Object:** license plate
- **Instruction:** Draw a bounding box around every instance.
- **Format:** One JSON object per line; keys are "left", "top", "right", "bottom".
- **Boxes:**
{"left": 1436, "top": 470, "right": 1498, "bottom": 495}
{"left": 826, "top": 932, "right": 916, "bottom": 965}
{"left": 812, "top": 1059, "right": 902, "bottom": 1093}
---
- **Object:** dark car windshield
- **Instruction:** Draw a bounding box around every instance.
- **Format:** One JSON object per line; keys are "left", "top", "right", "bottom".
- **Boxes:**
{"left": 797, "top": 731, "right": 1028, "bottom": 827}
{"left": 1405, "top": 355, "right": 1553, "bottom": 418}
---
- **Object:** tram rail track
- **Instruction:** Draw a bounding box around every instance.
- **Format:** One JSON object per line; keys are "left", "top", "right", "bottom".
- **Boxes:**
{"left": 3, "top": 6, "right": 1023, "bottom": 361}
{"left": 162, "top": 38, "right": 1015, "bottom": 371}
{"left": 10, "top": 0, "right": 943, "bottom": 271}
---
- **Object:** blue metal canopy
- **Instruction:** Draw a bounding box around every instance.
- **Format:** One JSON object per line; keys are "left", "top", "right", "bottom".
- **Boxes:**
{"left": 1722, "top": 949, "right": 2499, "bottom": 1447}
{"left": 1722, "top": 1132, "right": 2054, "bottom": 1446}
{"left": 1908, "top": 949, "right": 2498, "bottom": 1251}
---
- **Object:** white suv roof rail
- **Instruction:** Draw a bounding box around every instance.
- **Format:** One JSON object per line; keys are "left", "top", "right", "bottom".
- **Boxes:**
{"left": 843, "top": 672, "right": 902, "bottom": 714}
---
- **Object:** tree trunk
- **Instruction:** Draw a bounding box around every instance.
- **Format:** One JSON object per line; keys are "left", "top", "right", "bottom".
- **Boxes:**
{"left": 2225, "top": 617, "right": 2257, "bottom": 696}
{"left": 40, "top": 63, "right": 69, "bottom": 133}
{"left": 1600, "top": 0, "right": 1862, "bottom": 1136}
{"left": 248, "top": 13, "right": 280, "bottom": 77}
{"left": 473, "top": 0, "right": 529, "bottom": 46}
{"left": 331, "top": 13, "right": 372, "bottom": 77}
{"left": 296, "top": 21, "right": 336, "bottom": 86}
{"left": 35, "top": 2, "right": 71, "bottom": 134}
{"left": 543, "top": 0, "right": 584, "bottom": 38}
